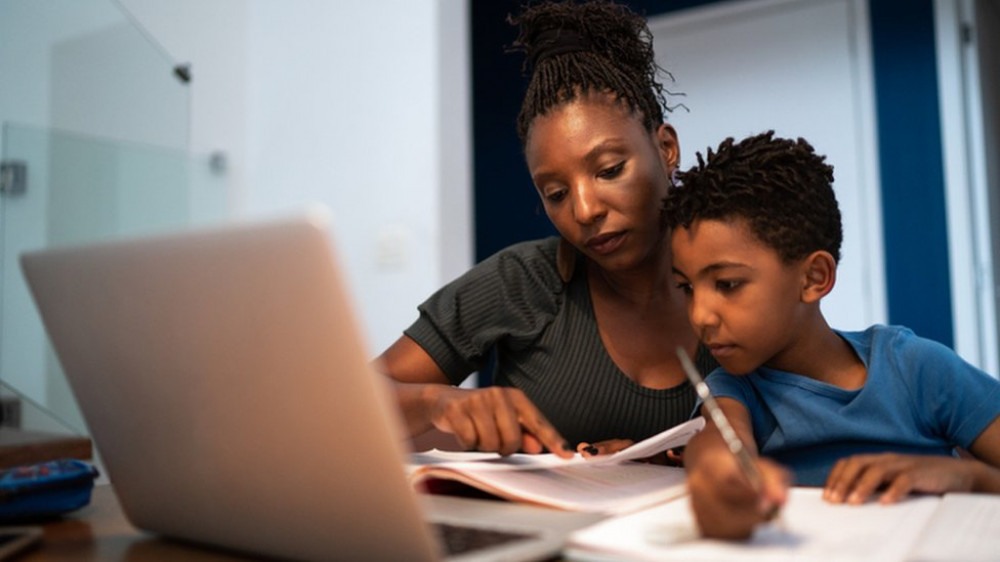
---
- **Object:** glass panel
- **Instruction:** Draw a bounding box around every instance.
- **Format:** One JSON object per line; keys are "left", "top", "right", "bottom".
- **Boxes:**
{"left": 1, "top": 124, "right": 226, "bottom": 435}
{"left": 0, "top": 0, "right": 188, "bottom": 150}
{"left": 0, "top": 0, "right": 227, "bottom": 438}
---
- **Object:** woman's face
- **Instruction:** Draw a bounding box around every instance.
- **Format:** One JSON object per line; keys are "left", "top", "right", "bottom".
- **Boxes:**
{"left": 525, "top": 95, "right": 678, "bottom": 273}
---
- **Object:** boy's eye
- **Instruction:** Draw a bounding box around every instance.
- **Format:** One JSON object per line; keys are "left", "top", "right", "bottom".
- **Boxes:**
{"left": 716, "top": 279, "right": 743, "bottom": 292}
{"left": 597, "top": 161, "right": 626, "bottom": 180}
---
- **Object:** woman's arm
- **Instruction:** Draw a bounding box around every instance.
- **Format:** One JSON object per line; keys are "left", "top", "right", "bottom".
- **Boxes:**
{"left": 374, "top": 335, "right": 452, "bottom": 435}
{"left": 375, "top": 335, "right": 572, "bottom": 457}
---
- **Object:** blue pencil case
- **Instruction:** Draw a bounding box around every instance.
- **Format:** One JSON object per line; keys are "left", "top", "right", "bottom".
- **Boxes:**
{"left": 0, "top": 459, "right": 99, "bottom": 522}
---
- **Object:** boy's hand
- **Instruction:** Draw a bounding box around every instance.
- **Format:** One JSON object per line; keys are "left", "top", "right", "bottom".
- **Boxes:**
{"left": 687, "top": 441, "right": 790, "bottom": 540}
{"left": 823, "top": 453, "right": 976, "bottom": 504}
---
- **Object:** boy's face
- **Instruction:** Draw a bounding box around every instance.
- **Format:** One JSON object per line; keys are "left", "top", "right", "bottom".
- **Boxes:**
{"left": 671, "top": 218, "right": 809, "bottom": 375}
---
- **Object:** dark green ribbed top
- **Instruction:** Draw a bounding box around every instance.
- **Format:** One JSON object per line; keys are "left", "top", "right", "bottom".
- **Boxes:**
{"left": 405, "top": 237, "right": 717, "bottom": 445}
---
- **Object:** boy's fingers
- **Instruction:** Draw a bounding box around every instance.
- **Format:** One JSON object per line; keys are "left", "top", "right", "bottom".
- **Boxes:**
{"left": 879, "top": 473, "right": 915, "bottom": 504}
{"left": 757, "top": 459, "right": 791, "bottom": 517}
{"left": 824, "top": 455, "right": 868, "bottom": 503}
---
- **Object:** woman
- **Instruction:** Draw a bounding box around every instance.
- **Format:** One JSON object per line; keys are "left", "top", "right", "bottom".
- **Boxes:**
{"left": 376, "top": 0, "right": 714, "bottom": 457}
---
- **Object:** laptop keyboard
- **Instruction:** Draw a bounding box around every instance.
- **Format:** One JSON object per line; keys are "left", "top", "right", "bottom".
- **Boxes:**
{"left": 434, "top": 522, "right": 537, "bottom": 556}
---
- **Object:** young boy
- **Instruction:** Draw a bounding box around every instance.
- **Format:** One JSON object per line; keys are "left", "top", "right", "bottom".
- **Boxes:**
{"left": 662, "top": 130, "right": 1000, "bottom": 540}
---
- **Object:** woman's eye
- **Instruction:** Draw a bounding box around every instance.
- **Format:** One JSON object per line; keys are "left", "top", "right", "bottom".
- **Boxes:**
{"left": 597, "top": 161, "right": 626, "bottom": 180}
{"left": 675, "top": 281, "right": 692, "bottom": 296}
{"left": 544, "top": 189, "right": 567, "bottom": 203}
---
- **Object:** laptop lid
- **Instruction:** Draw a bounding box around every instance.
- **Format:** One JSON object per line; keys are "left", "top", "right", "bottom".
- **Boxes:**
{"left": 19, "top": 211, "right": 445, "bottom": 560}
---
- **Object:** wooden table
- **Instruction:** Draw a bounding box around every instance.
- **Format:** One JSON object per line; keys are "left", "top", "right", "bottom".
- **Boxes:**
{"left": 19, "top": 482, "right": 601, "bottom": 561}
{"left": 21, "top": 485, "right": 252, "bottom": 561}
{"left": 0, "top": 428, "right": 91, "bottom": 470}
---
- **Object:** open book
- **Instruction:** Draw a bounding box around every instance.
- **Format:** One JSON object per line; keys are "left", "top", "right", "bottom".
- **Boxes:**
{"left": 565, "top": 486, "right": 1000, "bottom": 561}
{"left": 407, "top": 417, "right": 704, "bottom": 515}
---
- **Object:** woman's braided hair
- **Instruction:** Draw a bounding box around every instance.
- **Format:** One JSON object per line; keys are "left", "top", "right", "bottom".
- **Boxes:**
{"left": 509, "top": 0, "right": 670, "bottom": 144}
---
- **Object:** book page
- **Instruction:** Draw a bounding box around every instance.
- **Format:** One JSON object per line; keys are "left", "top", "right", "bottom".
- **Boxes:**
{"left": 407, "top": 418, "right": 703, "bottom": 514}
{"left": 601, "top": 416, "right": 705, "bottom": 464}
{"left": 565, "top": 487, "right": 941, "bottom": 561}
{"left": 413, "top": 461, "right": 687, "bottom": 514}
{"left": 906, "top": 493, "right": 1000, "bottom": 561}
{"left": 408, "top": 416, "right": 706, "bottom": 470}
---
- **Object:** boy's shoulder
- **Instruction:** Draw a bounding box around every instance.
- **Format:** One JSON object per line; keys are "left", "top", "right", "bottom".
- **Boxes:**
{"left": 839, "top": 324, "right": 979, "bottom": 375}
{"left": 837, "top": 323, "right": 912, "bottom": 341}
{"left": 837, "top": 324, "right": 922, "bottom": 354}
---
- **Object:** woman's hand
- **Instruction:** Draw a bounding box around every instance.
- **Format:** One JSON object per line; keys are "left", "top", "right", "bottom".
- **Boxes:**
{"left": 823, "top": 453, "right": 977, "bottom": 505}
{"left": 576, "top": 439, "right": 633, "bottom": 457}
{"left": 576, "top": 440, "right": 685, "bottom": 466}
{"left": 428, "top": 385, "right": 573, "bottom": 458}
{"left": 378, "top": 335, "right": 569, "bottom": 458}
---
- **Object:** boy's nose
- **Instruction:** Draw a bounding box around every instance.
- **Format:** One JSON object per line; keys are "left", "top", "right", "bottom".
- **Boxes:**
{"left": 689, "top": 295, "right": 720, "bottom": 331}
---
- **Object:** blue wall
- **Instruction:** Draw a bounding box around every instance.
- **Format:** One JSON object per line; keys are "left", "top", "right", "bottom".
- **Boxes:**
{"left": 470, "top": 1, "right": 717, "bottom": 263}
{"left": 470, "top": 0, "right": 954, "bottom": 346}
{"left": 869, "top": 0, "right": 953, "bottom": 346}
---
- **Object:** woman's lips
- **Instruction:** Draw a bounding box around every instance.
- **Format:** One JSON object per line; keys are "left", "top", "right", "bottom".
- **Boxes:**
{"left": 586, "top": 232, "right": 625, "bottom": 255}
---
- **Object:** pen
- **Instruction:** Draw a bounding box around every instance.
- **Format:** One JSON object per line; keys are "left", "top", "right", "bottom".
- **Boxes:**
{"left": 676, "top": 347, "right": 770, "bottom": 502}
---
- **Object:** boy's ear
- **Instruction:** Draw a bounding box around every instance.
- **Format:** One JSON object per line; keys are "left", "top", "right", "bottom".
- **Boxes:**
{"left": 656, "top": 124, "right": 680, "bottom": 171}
{"left": 800, "top": 251, "right": 836, "bottom": 303}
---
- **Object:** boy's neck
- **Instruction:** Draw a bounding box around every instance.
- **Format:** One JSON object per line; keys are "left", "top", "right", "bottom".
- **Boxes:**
{"left": 766, "top": 316, "right": 867, "bottom": 389}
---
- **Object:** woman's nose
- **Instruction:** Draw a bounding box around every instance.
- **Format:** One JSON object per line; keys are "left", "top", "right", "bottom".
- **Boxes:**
{"left": 571, "top": 183, "right": 607, "bottom": 225}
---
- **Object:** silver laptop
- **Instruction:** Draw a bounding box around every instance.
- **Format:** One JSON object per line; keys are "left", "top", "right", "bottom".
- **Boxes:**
{"left": 20, "top": 210, "right": 598, "bottom": 561}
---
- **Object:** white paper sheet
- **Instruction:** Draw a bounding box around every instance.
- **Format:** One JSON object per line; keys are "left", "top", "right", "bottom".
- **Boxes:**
{"left": 408, "top": 416, "right": 705, "bottom": 469}
{"left": 906, "top": 493, "right": 1000, "bottom": 561}
{"left": 566, "top": 487, "right": 943, "bottom": 561}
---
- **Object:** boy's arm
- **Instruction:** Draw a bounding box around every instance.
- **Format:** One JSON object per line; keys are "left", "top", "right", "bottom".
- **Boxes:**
{"left": 824, "top": 416, "right": 1000, "bottom": 504}
{"left": 685, "top": 397, "right": 791, "bottom": 540}
{"left": 968, "top": 416, "right": 1000, "bottom": 492}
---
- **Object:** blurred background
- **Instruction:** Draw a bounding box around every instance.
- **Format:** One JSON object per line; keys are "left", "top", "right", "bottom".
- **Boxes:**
{"left": 0, "top": 0, "right": 996, "bottom": 448}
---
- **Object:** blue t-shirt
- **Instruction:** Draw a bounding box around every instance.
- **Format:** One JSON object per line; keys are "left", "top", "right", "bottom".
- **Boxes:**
{"left": 706, "top": 325, "right": 1000, "bottom": 486}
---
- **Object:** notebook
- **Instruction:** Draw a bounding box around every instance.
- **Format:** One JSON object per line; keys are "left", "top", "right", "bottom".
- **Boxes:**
{"left": 20, "top": 210, "right": 598, "bottom": 561}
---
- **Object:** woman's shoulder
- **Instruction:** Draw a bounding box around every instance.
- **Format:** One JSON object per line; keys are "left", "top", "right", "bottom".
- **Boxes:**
{"left": 472, "top": 237, "right": 565, "bottom": 291}
{"left": 491, "top": 236, "right": 561, "bottom": 263}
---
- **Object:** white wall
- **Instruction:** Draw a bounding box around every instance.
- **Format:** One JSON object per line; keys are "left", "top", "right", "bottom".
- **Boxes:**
{"left": 118, "top": 0, "right": 247, "bottom": 203}
{"left": 935, "top": 0, "right": 1000, "bottom": 374}
{"left": 651, "top": 0, "right": 887, "bottom": 332}
{"left": 243, "top": 1, "right": 471, "bottom": 355}
{"left": 121, "top": 0, "right": 472, "bottom": 356}
{"left": 0, "top": 0, "right": 470, "bottom": 431}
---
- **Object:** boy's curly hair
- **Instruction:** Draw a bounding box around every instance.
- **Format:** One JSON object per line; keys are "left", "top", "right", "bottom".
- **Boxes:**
{"left": 662, "top": 130, "right": 843, "bottom": 264}
{"left": 508, "top": 0, "right": 671, "bottom": 144}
